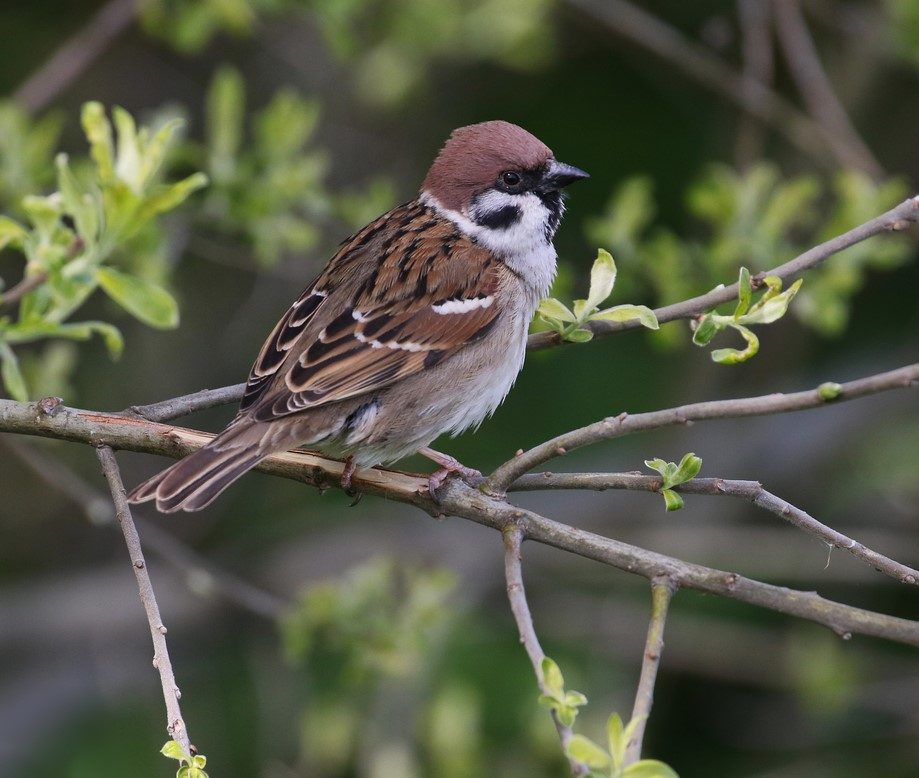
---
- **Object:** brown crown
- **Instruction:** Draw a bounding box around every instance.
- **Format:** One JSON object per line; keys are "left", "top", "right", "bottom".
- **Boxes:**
{"left": 421, "top": 121, "right": 554, "bottom": 211}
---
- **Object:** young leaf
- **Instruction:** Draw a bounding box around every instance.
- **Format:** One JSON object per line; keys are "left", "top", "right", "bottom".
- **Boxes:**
{"left": 161, "top": 740, "right": 189, "bottom": 761}
{"left": 0, "top": 216, "right": 28, "bottom": 251}
{"left": 585, "top": 248, "right": 617, "bottom": 311}
{"left": 81, "top": 102, "right": 115, "bottom": 184}
{"left": 541, "top": 656, "right": 565, "bottom": 698}
{"left": 691, "top": 314, "right": 719, "bottom": 346}
{"left": 591, "top": 304, "right": 659, "bottom": 330}
{"left": 0, "top": 341, "right": 28, "bottom": 401}
{"left": 96, "top": 267, "right": 179, "bottom": 328}
{"left": 672, "top": 452, "right": 702, "bottom": 484}
{"left": 607, "top": 712, "right": 626, "bottom": 768}
{"left": 564, "top": 327, "right": 594, "bottom": 343}
{"left": 710, "top": 324, "right": 759, "bottom": 364}
{"left": 622, "top": 760, "right": 680, "bottom": 778}
{"left": 537, "top": 297, "right": 576, "bottom": 323}
{"left": 733, "top": 266, "right": 752, "bottom": 318}
{"left": 662, "top": 489, "right": 684, "bottom": 511}
{"left": 565, "top": 734, "right": 611, "bottom": 769}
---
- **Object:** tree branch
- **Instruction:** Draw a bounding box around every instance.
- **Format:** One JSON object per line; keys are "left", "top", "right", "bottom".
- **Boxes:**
{"left": 0, "top": 273, "right": 48, "bottom": 308}
{"left": 625, "top": 577, "right": 675, "bottom": 765}
{"left": 528, "top": 193, "right": 919, "bottom": 350}
{"left": 485, "top": 363, "right": 919, "bottom": 493}
{"left": 503, "top": 527, "right": 589, "bottom": 776}
{"left": 773, "top": 0, "right": 883, "bottom": 178}
{"left": 95, "top": 445, "right": 192, "bottom": 753}
{"left": 12, "top": 0, "right": 141, "bottom": 113}
{"left": 115, "top": 196, "right": 919, "bottom": 419}
{"left": 509, "top": 473, "right": 919, "bottom": 586}
{"left": 0, "top": 395, "right": 916, "bottom": 646}
{"left": 561, "top": 0, "right": 879, "bottom": 174}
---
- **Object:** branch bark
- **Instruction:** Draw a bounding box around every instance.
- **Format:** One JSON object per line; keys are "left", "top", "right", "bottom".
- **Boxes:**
{"left": 503, "top": 527, "right": 589, "bottom": 776}
{"left": 510, "top": 473, "right": 919, "bottom": 586}
{"left": 2, "top": 389, "right": 917, "bottom": 646}
{"left": 485, "top": 363, "right": 919, "bottom": 493}
{"left": 625, "top": 577, "right": 675, "bottom": 765}
{"left": 96, "top": 445, "right": 191, "bottom": 753}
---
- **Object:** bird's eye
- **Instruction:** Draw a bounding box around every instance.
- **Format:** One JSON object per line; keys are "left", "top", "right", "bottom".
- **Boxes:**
{"left": 500, "top": 171, "right": 522, "bottom": 188}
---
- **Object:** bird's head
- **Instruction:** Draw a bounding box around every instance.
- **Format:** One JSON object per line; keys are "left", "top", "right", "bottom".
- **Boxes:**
{"left": 421, "top": 120, "right": 588, "bottom": 246}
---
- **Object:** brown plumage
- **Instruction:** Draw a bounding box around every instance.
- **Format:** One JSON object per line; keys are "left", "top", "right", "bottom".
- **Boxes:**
{"left": 128, "top": 121, "right": 587, "bottom": 512}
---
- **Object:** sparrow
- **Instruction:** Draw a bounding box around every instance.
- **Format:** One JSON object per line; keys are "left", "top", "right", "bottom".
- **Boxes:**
{"left": 128, "top": 120, "right": 588, "bottom": 512}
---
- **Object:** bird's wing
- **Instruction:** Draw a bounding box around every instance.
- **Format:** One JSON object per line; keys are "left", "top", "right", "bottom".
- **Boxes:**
{"left": 240, "top": 202, "right": 506, "bottom": 421}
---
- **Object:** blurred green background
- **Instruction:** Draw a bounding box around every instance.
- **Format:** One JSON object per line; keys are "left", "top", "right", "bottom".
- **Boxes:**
{"left": 1, "top": 1, "right": 918, "bottom": 776}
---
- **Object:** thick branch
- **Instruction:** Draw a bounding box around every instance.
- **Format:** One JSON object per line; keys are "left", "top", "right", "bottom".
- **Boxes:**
{"left": 510, "top": 473, "right": 919, "bottom": 585}
{"left": 486, "top": 363, "right": 919, "bottom": 493}
{"left": 96, "top": 445, "right": 191, "bottom": 753}
{"left": 625, "top": 578, "right": 674, "bottom": 765}
{"left": 1, "top": 397, "right": 916, "bottom": 646}
{"left": 503, "top": 527, "right": 589, "bottom": 776}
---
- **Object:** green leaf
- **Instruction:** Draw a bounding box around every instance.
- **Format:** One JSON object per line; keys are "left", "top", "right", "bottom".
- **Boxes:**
{"left": 0, "top": 216, "right": 28, "bottom": 251}
{"left": 741, "top": 278, "right": 803, "bottom": 325}
{"left": 733, "top": 266, "right": 752, "bottom": 318}
{"left": 207, "top": 67, "right": 245, "bottom": 183}
{"left": 564, "top": 690, "right": 588, "bottom": 707}
{"left": 623, "top": 760, "right": 680, "bottom": 778}
{"left": 537, "top": 297, "right": 576, "bottom": 323}
{"left": 0, "top": 341, "right": 28, "bottom": 401}
{"left": 541, "top": 656, "right": 565, "bottom": 698}
{"left": 607, "top": 712, "right": 626, "bottom": 767}
{"left": 662, "top": 489, "right": 684, "bottom": 511}
{"left": 644, "top": 458, "right": 668, "bottom": 476}
{"left": 566, "top": 734, "right": 611, "bottom": 769}
{"left": 56, "top": 153, "right": 98, "bottom": 247}
{"left": 691, "top": 314, "right": 719, "bottom": 346}
{"left": 81, "top": 102, "right": 115, "bottom": 184}
{"left": 817, "top": 381, "right": 842, "bottom": 400}
{"left": 591, "top": 303, "right": 659, "bottom": 330}
{"left": 96, "top": 267, "right": 179, "bottom": 328}
{"left": 112, "top": 106, "right": 142, "bottom": 192}
{"left": 141, "top": 117, "right": 185, "bottom": 187}
{"left": 672, "top": 452, "right": 702, "bottom": 484}
{"left": 585, "top": 248, "right": 617, "bottom": 311}
{"left": 710, "top": 323, "right": 759, "bottom": 364}
{"left": 564, "top": 327, "right": 594, "bottom": 343}
{"left": 134, "top": 172, "right": 208, "bottom": 226}
{"left": 161, "top": 740, "right": 189, "bottom": 761}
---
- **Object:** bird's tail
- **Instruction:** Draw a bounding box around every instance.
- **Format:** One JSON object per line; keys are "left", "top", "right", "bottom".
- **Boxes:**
{"left": 127, "top": 421, "right": 278, "bottom": 513}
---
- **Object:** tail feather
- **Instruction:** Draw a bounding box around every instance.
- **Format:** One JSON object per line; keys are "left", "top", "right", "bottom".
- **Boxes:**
{"left": 128, "top": 424, "right": 273, "bottom": 513}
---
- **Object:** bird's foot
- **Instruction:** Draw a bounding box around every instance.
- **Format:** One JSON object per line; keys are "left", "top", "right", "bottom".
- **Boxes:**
{"left": 340, "top": 456, "right": 360, "bottom": 500}
{"left": 420, "top": 447, "right": 483, "bottom": 501}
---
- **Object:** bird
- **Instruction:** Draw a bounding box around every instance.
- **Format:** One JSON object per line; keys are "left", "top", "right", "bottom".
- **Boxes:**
{"left": 128, "top": 120, "right": 588, "bottom": 512}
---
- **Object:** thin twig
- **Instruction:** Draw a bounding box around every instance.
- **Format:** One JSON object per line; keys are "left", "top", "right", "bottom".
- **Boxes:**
{"left": 438, "top": 483, "right": 919, "bottom": 647}
{"left": 509, "top": 473, "right": 919, "bottom": 585}
{"left": 625, "top": 577, "right": 675, "bottom": 765}
{"left": 485, "top": 363, "right": 919, "bottom": 493}
{"left": 773, "top": 0, "right": 883, "bottom": 177}
{"left": 4, "top": 437, "right": 288, "bottom": 617}
{"left": 0, "top": 396, "right": 915, "bottom": 645}
{"left": 503, "top": 526, "right": 589, "bottom": 777}
{"left": 129, "top": 383, "right": 247, "bottom": 422}
{"left": 562, "top": 0, "right": 876, "bottom": 174}
{"left": 13, "top": 0, "right": 141, "bottom": 113}
{"left": 0, "top": 273, "right": 48, "bottom": 308}
{"left": 95, "top": 445, "right": 192, "bottom": 753}
{"left": 528, "top": 193, "right": 919, "bottom": 349}
{"left": 735, "top": 0, "right": 774, "bottom": 167}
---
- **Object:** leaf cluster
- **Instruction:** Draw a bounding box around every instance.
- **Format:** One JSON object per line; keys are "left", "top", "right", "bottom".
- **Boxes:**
{"left": 643, "top": 453, "right": 702, "bottom": 511}
{"left": 537, "top": 249, "right": 659, "bottom": 343}
{"left": 0, "top": 104, "right": 206, "bottom": 400}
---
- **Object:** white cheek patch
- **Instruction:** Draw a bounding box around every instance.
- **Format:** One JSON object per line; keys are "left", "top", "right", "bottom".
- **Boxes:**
{"left": 432, "top": 296, "right": 494, "bottom": 315}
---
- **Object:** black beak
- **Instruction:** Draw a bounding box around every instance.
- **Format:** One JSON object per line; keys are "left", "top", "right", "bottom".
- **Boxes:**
{"left": 543, "top": 159, "right": 590, "bottom": 189}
